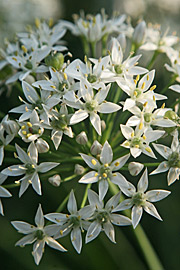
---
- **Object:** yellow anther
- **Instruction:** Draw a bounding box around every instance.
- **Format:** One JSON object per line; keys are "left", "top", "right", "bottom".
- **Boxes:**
{"left": 21, "top": 125, "right": 26, "bottom": 130}
{"left": 31, "top": 164, "right": 35, "bottom": 168}
{"left": 28, "top": 180, "right": 32, "bottom": 184}
{"left": 99, "top": 176, "right": 102, "bottom": 180}
{"left": 60, "top": 230, "right": 63, "bottom": 236}
{"left": 8, "top": 167, "right": 12, "bottom": 171}
{"left": 51, "top": 85, "right": 56, "bottom": 89}
{"left": 143, "top": 135, "right": 146, "bottom": 140}
{"left": 22, "top": 131, "right": 27, "bottom": 135}
{"left": 15, "top": 180, "right": 20, "bottom": 184}
{"left": 51, "top": 67, "right": 56, "bottom": 72}
{"left": 147, "top": 75, "right": 149, "bottom": 81}
{"left": 153, "top": 95, "right": 156, "bottom": 101}
{"left": 145, "top": 147, "right": 152, "bottom": 153}
{"left": 131, "top": 131, "right": 134, "bottom": 137}
{"left": 14, "top": 152, "right": 18, "bottom": 158}
{"left": 134, "top": 80, "right": 137, "bottom": 85}
{"left": 115, "top": 162, "right": 120, "bottom": 166}
{"left": 118, "top": 46, "right": 121, "bottom": 51}
{"left": 12, "top": 57, "right": 17, "bottom": 61}
{"left": 150, "top": 85, "right": 156, "bottom": 91}
{"left": 136, "top": 75, "right": 140, "bottom": 81}
{"left": 124, "top": 142, "right": 130, "bottom": 146}
{"left": 21, "top": 45, "right": 27, "bottom": 53}
{"left": 84, "top": 84, "right": 88, "bottom": 89}
{"left": 98, "top": 57, "right": 101, "bottom": 63}
{"left": 38, "top": 129, "right": 41, "bottom": 134}
{"left": 164, "top": 163, "right": 167, "bottom": 168}
{"left": 66, "top": 214, "right": 69, "bottom": 218}
{"left": 141, "top": 82, "right": 145, "bottom": 90}
{"left": 103, "top": 173, "right": 107, "bottom": 178}
{"left": 143, "top": 101, "right": 148, "bottom": 107}
{"left": 139, "top": 122, "right": 143, "bottom": 130}
{"left": 35, "top": 18, "right": 40, "bottom": 28}
{"left": 27, "top": 122, "right": 32, "bottom": 127}
{"left": 25, "top": 106, "right": 29, "bottom": 112}
{"left": 84, "top": 55, "right": 87, "bottom": 62}
{"left": 135, "top": 145, "right": 140, "bottom": 148}
{"left": 161, "top": 103, "right": 165, "bottom": 109}
{"left": 113, "top": 173, "right": 117, "bottom": 177}
{"left": 104, "top": 163, "right": 108, "bottom": 167}
{"left": 102, "top": 65, "right": 104, "bottom": 70}
{"left": 84, "top": 73, "right": 88, "bottom": 77}
{"left": 63, "top": 73, "right": 68, "bottom": 80}
{"left": 27, "top": 152, "right": 30, "bottom": 157}
{"left": 91, "top": 159, "right": 97, "bottom": 165}
{"left": 48, "top": 18, "right": 53, "bottom": 27}
{"left": 134, "top": 90, "right": 138, "bottom": 96}
{"left": 26, "top": 133, "right": 32, "bottom": 138}
{"left": 19, "top": 96, "right": 23, "bottom": 102}
{"left": 95, "top": 172, "right": 98, "bottom": 177}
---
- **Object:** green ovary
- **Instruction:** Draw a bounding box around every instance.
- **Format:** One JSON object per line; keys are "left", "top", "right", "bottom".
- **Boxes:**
{"left": 168, "top": 152, "right": 180, "bottom": 168}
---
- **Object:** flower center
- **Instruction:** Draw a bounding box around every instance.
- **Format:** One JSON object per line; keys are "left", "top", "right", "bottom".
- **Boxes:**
{"left": 144, "top": 113, "right": 152, "bottom": 123}
{"left": 70, "top": 215, "right": 81, "bottom": 226}
{"left": 99, "top": 164, "right": 111, "bottom": 180}
{"left": 132, "top": 192, "right": 146, "bottom": 206}
{"left": 25, "top": 60, "right": 33, "bottom": 70}
{"left": 85, "top": 100, "right": 98, "bottom": 112}
{"left": 133, "top": 88, "right": 142, "bottom": 98}
{"left": 114, "top": 64, "right": 123, "bottom": 74}
{"left": 25, "top": 163, "right": 36, "bottom": 174}
{"left": 51, "top": 114, "right": 68, "bottom": 130}
{"left": 96, "top": 211, "right": 109, "bottom": 224}
{"left": 35, "top": 229, "right": 45, "bottom": 240}
{"left": 87, "top": 74, "right": 97, "bottom": 83}
{"left": 168, "top": 152, "right": 180, "bottom": 168}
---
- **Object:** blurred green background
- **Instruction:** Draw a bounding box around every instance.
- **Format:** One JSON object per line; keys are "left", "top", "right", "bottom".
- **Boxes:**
{"left": 0, "top": 0, "right": 180, "bottom": 269}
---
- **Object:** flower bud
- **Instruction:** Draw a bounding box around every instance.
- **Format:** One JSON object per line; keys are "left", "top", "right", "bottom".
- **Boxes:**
{"left": 90, "top": 140, "right": 102, "bottom": 155}
{"left": 76, "top": 131, "right": 88, "bottom": 145}
{"left": 117, "top": 33, "right": 126, "bottom": 52}
{"left": 101, "top": 120, "right": 106, "bottom": 132}
{"left": 164, "top": 110, "right": 178, "bottom": 121}
{"left": 74, "top": 164, "right": 85, "bottom": 175}
{"left": 3, "top": 118, "right": 19, "bottom": 135}
{"left": 36, "top": 138, "right": 49, "bottom": 153}
{"left": 45, "top": 53, "right": 64, "bottom": 70}
{"left": 48, "top": 174, "right": 61, "bottom": 187}
{"left": 133, "top": 21, "right": 146, "bottom": 46}
{"left": 24, "top": 74, "right": 35, "bottom": 84}
{"left": 128, "top": 162, "right": 144, "bottom": 176}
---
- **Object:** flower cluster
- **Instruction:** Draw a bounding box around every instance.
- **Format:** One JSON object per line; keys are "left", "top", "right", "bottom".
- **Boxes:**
{"left": 0, "top": 11, "right": 179, "bottom": 266}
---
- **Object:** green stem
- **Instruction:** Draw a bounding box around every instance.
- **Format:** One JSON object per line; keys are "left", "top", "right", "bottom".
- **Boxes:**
{"left": 109, "top": 182, "right": 164, "bottom": 270}
{"left": 80, "top": 183, "right": 91, "bottom": 208}
{"left": 91, "top": 41, "right": 96, "bottom": 58}
{"left": 147, "top": 50, "right": 159, "bottom": 70}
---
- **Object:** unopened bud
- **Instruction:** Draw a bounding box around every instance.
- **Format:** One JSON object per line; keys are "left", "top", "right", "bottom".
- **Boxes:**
{"left": 133, "top": 21, "right": 146, "bottom": 46}
{"left": 24, "top": 74, "right": 35, "bottom": 84}
{"left": 45, "top": 53, "right": 64, "bottom": 70}
{"left": 74, "top": 164, "right": 85, "bottom": 175}
{"left": 76, "top": 131, "right": 88, "bottom": 145}
{"left": 101, "top": 120, "right": 106, "bottom": 131}
{"left": 48, "top": 174, "right": 61, "bottom": 187}
{"left": 36, "top": 138, "right": 49, "bottom": 153}
{"left": 128, "top": 162, "right": 144, "bottom": 176}
{"left": 90, "top": 140, "right": 102, "bottom": 155}
{"left": 164, "top": 110, "right": 178, "bottom": 121}
{"left": 117, "top": 33, "right": 126, "bottom": 52}
{"left": 3, "top": 118, "right": 19, "bottom": 135}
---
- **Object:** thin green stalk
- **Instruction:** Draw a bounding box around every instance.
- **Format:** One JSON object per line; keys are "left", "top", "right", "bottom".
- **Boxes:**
{"left": 80, "top": 183, "right": 91, "bottom": 208}
{"left": 147, "top": 50, "right": 159, "bottom": 70}
{"left": 91, "top": 41, "right": 96, "bottom": 58}
{"left": 81, "top": 36, "right": 90, "bottom": 56}
{"left": 109, "top": 182, "right": 164, "bottom": 270}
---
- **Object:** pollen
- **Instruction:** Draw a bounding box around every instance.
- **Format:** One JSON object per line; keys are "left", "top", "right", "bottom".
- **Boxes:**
{"left": 153, "top": 95, "right": 156, "bottom": 101}
{"left": 66, "top": 214, "right": 69, "bottom": 218}
{"left": 14, "top": 152, "right": 18, "bottom": 158}
{"left": 115, "top": 161, "right": 120, "bottom": 166}
{"left": 147, "top": 75, "right": 149, "bottom": 81}
{"left": 131, "top": 131, "right": 134, "bottom": 137}
{"left": 22, "top": 131, "right": 27, "bottom": 135}
{"left": 143, "top": 135, "right": 146, "bottom": 140}
{"left": 51, "top": 67, "right": 56, "bottom": 72}
{"left": 51, "top": 85, "right": 56, "bottom": 89}
{"left": 150, "top": 85, "right": 156, "bottom": 91}
{"left": 21, "top": 45, "right": 27, "bottom": 53}
{"left": 139, "top": 122, "right": 143, "bottom": 130}
{"left": 63, "top": 73, "right": 68, "bottom": 80}
{"left": 25, "top": 106, "right": 29, "bottom": 112}
{"left": 91, "top": 159, "right": 97, "bottom": 165}
{"left": 136, "top": 75, "right": 140, "bottom": 81}
{"left": 161, "top": 103, "right": 165, "bottom": 109}
{"left": 28, "top": 180, "right": 32, "bottom": 184}
{"left": 104, "top": 163, "right": 108, "bottom": 167}
{"left": 145, "top": 147, "right": 152, "bottom": 152}
{"left": 84, "top": 55, "right": 87, "bottom": 62}
{"left": 60, "top": 230, "right": 63, "bottom": 236}
{"left": 12, "top": 57, "right": 17, "bottom": 61}
{"left": 26, "top": 133, "right": 32, "bottom": 138}
{"left": 27, "top": 122, "right": 32, "bottom": 127}
{"left": 143, "top": 101, "right": 148, "bottom": 107}
{"left": 38, "top": 129, "right": 41, "bottom": 134}
{"left": 103, "top": 173, "right": 107, "bottom": 178}
{"left": 135, "top": 145, "right": 139, "bottom": 148}
{"left": 21, "top": 125, "right": 26, "bottom": 130}
{"left": 84, "top": 84, "right": 88, "bottom": 89}
{"left": 113, "top": 173, "right": 117, "bottom": 176}
{"left": 141, "top": 82, "right": 145, "bottom": 90}
{"left": 134, "top": 90, "right": 138, "bottom": 96}
{"left": 95, "top": 172, "right": 98, "bottom": 177}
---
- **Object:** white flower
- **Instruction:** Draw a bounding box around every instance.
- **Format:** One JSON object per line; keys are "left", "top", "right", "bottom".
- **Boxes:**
{"left": 0, "top": 118, "right": 14, "bottom": 165}
{"left": 120, "top": 124, "right": 165, "bottom": 158}
{"left": 101, "top": 38, "right": 148, "bottom": 84}
{"left": 1, "top": 143, "right": 59, "bottom": 196}
{"left": 45, "top": 190, "right": 95, "bottom": 253}
{"left": 119, "top": 70, "right": 167, "bottom": 112}
{"left": 11, "top": 204, "right": 66, "bottom": 265}
{"left": 79, "top": 141, "right": 130, "bottom": 200}
{"left": 113, "top": 168, "right": 171, "bottom": 228}
{"left": 66, "top": 79, "right": 121, "bottom": 135}
{"left": 86, "top": 190, "right": 131, "bottom": 243}
{"left": 164, "top": 47, "right": 180, "bottom": 80}
{"left": 151, "top": 131, "right": 180, "bottom": 185}
{"left": 0, "top": 173, "right": 12, "bottom": 215}
{"left": 126, "top": 103, "right": 176, "bottom": 131}
{"left": 10, "top": 81, "right": 60, "bottom": 123}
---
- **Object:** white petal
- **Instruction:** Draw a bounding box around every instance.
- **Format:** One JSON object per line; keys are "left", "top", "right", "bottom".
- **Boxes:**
{"left": 103, "top": 221, "right": 115, "bottom": 243}
{"left": 105, "top": 192, "right": 121, "bottom": 211}
{"left": 33, "top": 240, "right": 45, "bottom": 265}
{"left": 100, "top": 141, "right": 113, "bottom": 164}
{"left": 22, "top": 81, "right": 39, "bottom": 103}
{"left": 146, "top": 189, "right": 171, "bottom": 202}
{"left": 11, "top": 221, "right": 35, "bottom": 234}
{"left": 98, "top": 180, "right": 109, "bottom": 201}
{"left": 15, "top": 233, "right": 36, "bottom": 246}
{"left": 67, "top": 190, "right": 77, "bottom": 214}
{"left": 79, "top": 171, "right": 98, "bottom": 184}
{"left": 111, "top": 154, "right": 130, "bottom": 171}
{"left": 80, "top": 153, "right": 100, "bottom": 169}
{"left": 31, "top": 173, "right": 42, "bottom": 195}
{"left": 152, "top": 143, "right": 170, "bottom": 159}
{"left": 0, "top": 186, "right": 12, "bottom": 197}
{"left": 167, "top": 167, "right": 179, "bottom": 185}
{"left": 169, "top": 84, "right": 180, "bottom": 93}
{"left": 90, "top": 113, "right": 101, "bottom": 135}
{"left": 150, "top": 161, "right": 169, "bottom": 175}
{"left": 132, "top": 205, "right": 143, "bottom": 228}
{"left": 138, "top": 70, "right": 155, "bottom": 91}
{"left": 120, "top": 124, "right": 133, "bottom": 140}
{"left": 110, "top": 213, "right": 132, "bottom": 226}
{"left": 71, "top": 227, "right": 82, "bottom": 254}
{"left": 137, "top": 168, "right": 148, "bottom": 193}
{"left": 35, "top": 204, "right": 44, "bottom": 227}
{"left": 88, "top": 189, "right": 103, "bottom": 209}
{"left": 38, "top": 162, "right": 59, "bottom": 173}
{"left": 143, "top": 202, "right": 162, "bottom": 221}
{"left": 46, "top": 237, "right": 67, "bottom": 252}
{"left": 70, "top": 110, "right": 88, "bottom": 125}
{"left": 113, "top": 199, "right": 133, "bottom": 211}
{"left": 98, "top": 102, "right": 121, "bottom": 113}
{"left": 85, "top": 220, "right": 101, "bottom": 243}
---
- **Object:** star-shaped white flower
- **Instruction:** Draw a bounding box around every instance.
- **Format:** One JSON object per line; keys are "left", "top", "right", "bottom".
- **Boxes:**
{"left": 79, "top": 141, "right": 130, "bottom": 200}
{"left": 113, "top": 168, "right": 171, "bottom": 228}
{"left": 0, "top": 173, "right": 12, "bottom": 215}
{"left": 151, "top": 130, "right": 180, "bottom": 185}
{"left": 11, "top": 204, "right": 66, "bottom": 265}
